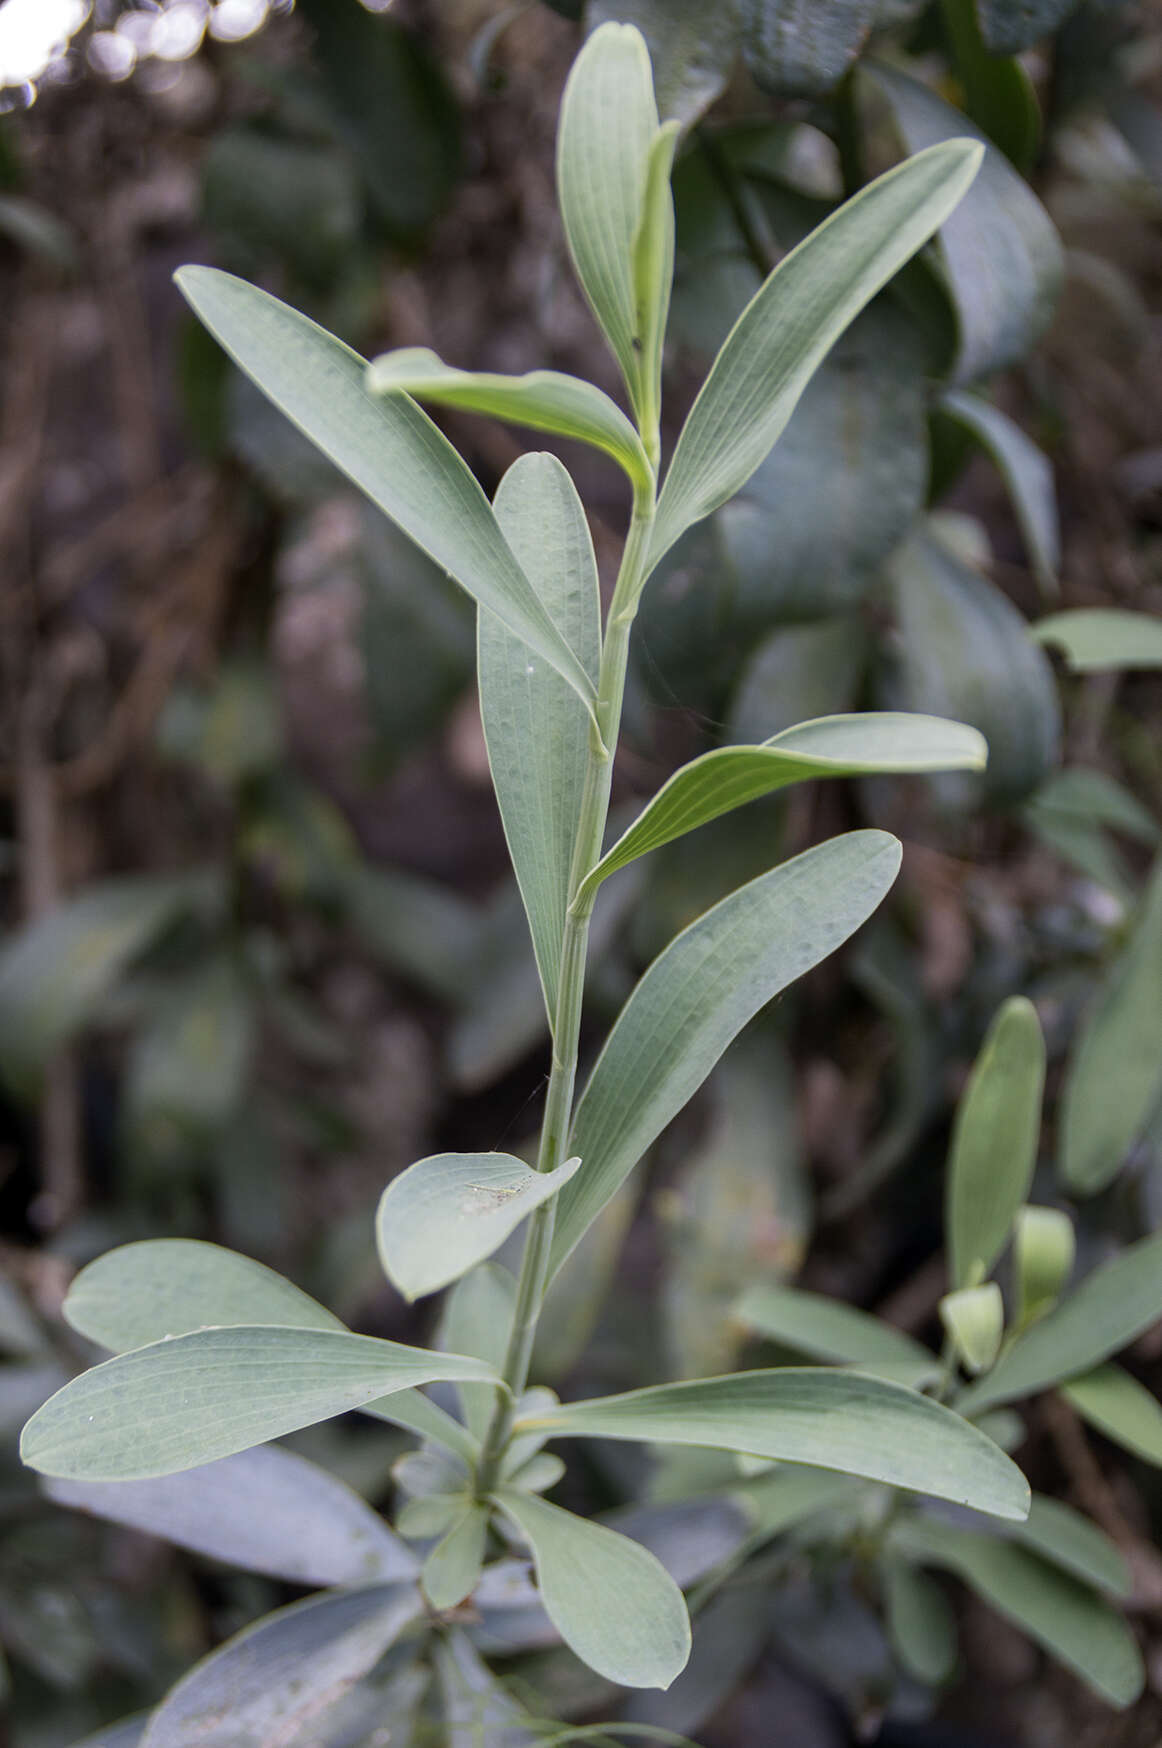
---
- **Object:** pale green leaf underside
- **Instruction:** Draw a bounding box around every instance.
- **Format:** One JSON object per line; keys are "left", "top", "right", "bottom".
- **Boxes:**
{"left": 422, "top": 1503, "right": 489, "bottom": 1610}
{"left": 376, "top": 1151, "right": 581, "bottom": 1301}
{"left": 1032, "top": 608, "right": 1162, "bottom": 671}
{"left": 893, "top": 1518, "right": 1143, "bottom": 1708}
{"left": 648, "top": 139, "right": 983, "bottom": 570}
{"left": 366, "top": 348, "right": 651, "bottom": 491}
{"left": 577, "top": 714, "right": 985, "bottom": 901}
{"left": 947, "top": 996, "right": 1045, "bottom": 1289}
{"left": 1062, "top": 1363, "right": 1162, "bottom": 1468}
{"left": 481, "top": 453, "right": 602, "bottom": 1020}
{"left": 734, "top": 1282, "right": 937, "bottom": 1385}
{"left": 941, "top": 390, "right": 1059, "bottom": 593}
{"left": 140, "top": 1583, "right": 423, "bottom": 1748}
{"left": 493, "top": 1487, "right": 691, "bottom": 1690}
{"left": 21, "top": 1325, "right": 497, "bottom": 1480}
{"left": 174, "top": 267, "right": 594, "bottom": 709}
{"left": 516, "top": 1368, "right": 1028, "bottom": 1520}
{"left": 550, "top": 831, "right": 902, "bottom": 1278}
{"left": 958, "top": 1228, "right": 1162, "bottom": 1415}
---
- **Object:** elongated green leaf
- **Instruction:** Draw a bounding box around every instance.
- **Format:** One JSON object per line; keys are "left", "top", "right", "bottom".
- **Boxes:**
{"left": 377, "top": 1151, "right": 580, "bottom": 1301}
{"left": 551, "top": 831, "right": 901, "bottom": 1277}
{"left": 436, "top": 1630, "right": 540, "bottom": 1748}
{"left": 866, "top": 65, "right": 1063, "bottom": 383}
{"left": 21, "top": 1327, "right": 497, "bottom": 1481}
{"left": 493, "top": 1488, "right": 691, "bottom": 1689}
{"left": 557, "top": 23, "right": 660, "bottom": 415}
{"left": 941, "top": 390, "right": 1059, "bottom": 594}
{"left": 366, "top": 349, "right": 651, "bottom": 490}
{"left": 976, "top": 0, "right": 1082, "bottom": 55}
{"left": 892, "top": 1518, "right": 1143, "bottom": 1708}
{"left": 516, "top": 1370, "right": 1029, "bottom": 1520}
{"left": 1032, "top": 608, "right": 1162, "bottom": 671}
{"left": 1062, "top": 1363, "right": 1162, "bottom": 1468}
{"left": 734, "top": 1283, "right": 937, "bottom": 1384}
{"left": 1010, "top": 1493, "right": 1130, "bottom": 1598}
{"left": 632, "top": 119, "right": 680, "bottom": 460}
{"left": 742, "top": 0, "right": 877, "bottom": 96}
{"left": 883, "top": 1558, "right": 957, "bottom": 1684}
{"left": 0, "top": 874, "right": 215, "bottom": 1098}
{"left": 958, "top": 1229, "right": 1162, "bottom": 1414}
{"left": 423, "top": 1502, "right": 489, "bottom": 1610}
{"left": 140, "top": 1582, "right": 423, "bottom": 1748}
{"left": 440, "top": 1263, "right": 517, "bottom": 1444}
{"left": 481, "top": 454, "right": 602, "bottom": 1021}
{"left": 648, "top": 141, "right": 982, "bottom": 570}
{"left": 1061, "top": 856, "right": 1162, "bottom": 1195}
{"left": 947, "top": 997, "right": 1045, "bottom": 1289}
{"left": 174, "top": 267, "right": 594, "bottom": 709}
{"left": 588, "top": 0, "right": 741, "bottom": 127}
{"left": 578, "top": 715, "right": 985, "bottom": 902}
{"left": 45, "top": 1445, "right": 416, "bottom": 1586}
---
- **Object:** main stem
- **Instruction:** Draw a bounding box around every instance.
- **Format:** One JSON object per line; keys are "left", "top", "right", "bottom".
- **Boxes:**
{"left": 475, "top": 490, "right": 655, "bottom": 1495}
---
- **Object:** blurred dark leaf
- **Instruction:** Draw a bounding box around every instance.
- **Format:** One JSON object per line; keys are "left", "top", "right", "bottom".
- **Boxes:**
{"left": 975, "top": 0, "right": 1083, "bottom": 55}
{"left": 587, "top": 0, "right": 742, "bottom": 125}
{"left": 201, "top": 128, "right": 361, "bottom": 290}
{"left": 742, "top": 0, "right": 878, "bottom": 97}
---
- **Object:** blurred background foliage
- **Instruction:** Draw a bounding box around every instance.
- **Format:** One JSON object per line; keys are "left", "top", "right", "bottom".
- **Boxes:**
{"left": 1, "top": 0, "right": 1162, "bottom": 1743}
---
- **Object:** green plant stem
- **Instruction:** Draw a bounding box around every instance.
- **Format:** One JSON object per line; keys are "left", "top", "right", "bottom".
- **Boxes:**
{"left": 475, "top": 493, "right": 655, "bottom": 1495}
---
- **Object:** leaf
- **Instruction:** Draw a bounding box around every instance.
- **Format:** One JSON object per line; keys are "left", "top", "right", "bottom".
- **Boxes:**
{"left": 493, "top": 1488, "right": 692, "bottom": 1689}
{"left": 957, "top": 1229, "right": 1162, "bottom": 1414}
{"left": 881, "top": 526, "right": 1060, "bottom": 807}
{"left": 121, "top": 958, "right": 256, "bottom": 1166}
{"left": 632, "top": 120, "right": 681, "bottom": 458}
{"left": 940, "top": 0, "right": 1041, "bottom": 170}
{"left": 550, "top": 830, "right": 902, "bottom": 1277}
{"left": 741, "top": 0, "right": 878, "bottom": 97}
{"left": 865, "top": 64, "right": 1063, "bottom": 383}
{"left": 1062, "top": 1363, "right": 1162, "bottom": 1468}
{"left": 422, "top": 1503, "right": 490, "bottom": 1610}
{"left": 730, "top": 620, "right": 867, "bottom": 745}
{"left": 1061, "top": 856, "right": 1162, "bottom": 1194}
{"left": 1032, "top": 608, "right": 1162, "bottom": 672}
{"left": 648, "top": 139, "right": 982, "bottom": 571}
{"left": 622, "top": 1585, "right": 767, "bottom": 1738}
{"left": 975, "top": 0, "right": 1082, "bottom": 55}
{"left": 44, "top": 1446, "right": 416, "bottom": 1587}
{"left": 587, "top": 0, "right": 741, "bottom": 127}
{"left": 440, "top": 1263, "right": 517, "bottom": 1444}
{"left": 515, "top": 1370, "right": 1030, "bottom": 1519}
{"left": 946, "top": 997, "right": 1045, "bottom": 1290}
{"left": 366, "top": 349, "right": 651, "bottom": 491}
{"left": 557, "top": 23, "right": 661, "bottom": 416}
{"left": 941, "top": 390, "right": 1059, "bottom": 594}
{"left": 883, "top": 1558, "right": 958, "bottom": 1684}
{"left": 481, "top": 454, "right": 602, "bottom": 1021}
{"left": 0, "top": 874, "right": 215, "bottom": 1098}
{"left": 735, "top": 1282, "right": 937, "bottom": 1384}
{"left": 1023, "top": 768, "right": 1158, "bottom": 902}
{"left": 377, "top": 1151, "right": 581, "bottom": 1302}
{"left": 21, "top": 1326, "right": 497, "bottom": 1481}
{"left": 435, "top": 1630, "right": 540, "bottom": 1748}
{"left": 174, "top": 268, "right": 594, "bottom": 710}
{"left": 891, "top": 1518, "right": 1143, "bottom": 1708}
{"left": 1011, "top": 1493, "right": 1131, "bottom": 1598}
{"left": 605, "top": 1495, "right": 753, "bottom": 1588}
{"left": 139, "top": 1582, "right": 423, "bottom": 1748}
{"left": 577, "top": 715, "right": 985, "bottom": 902}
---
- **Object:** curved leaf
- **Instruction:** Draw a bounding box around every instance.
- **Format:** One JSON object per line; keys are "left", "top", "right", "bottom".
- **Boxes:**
{"left": 422, "top": 1502, "right": 489, "bottom": 1609}
{"left": 493, "top": 1488, "right": 691, "bottom": 1690}
{"left": 649, "top": 139, "right": 982, "bottom": 570}
{"left": 883, "top": 1558, "right": 957, "bottom": 1684}
{"left": 941, "top": 389, "right": 1059, "bottom": 594}
{"left": 514, "top": 1369, "right": 1030, "bottom": 1519}
{"left": 742, "top": 0, "right": 877, "bottom": 97}
{"left": 376, "top": 1151, "right": 580, "bottom": 1301}
{"left": 550, "top": 831, "right": 902, "bottom": 1277}
{"left": 734, "top": 1282, "right": 937, "bottom": 1385}
{"left": 1032, "top": 607, "right": 1162, "bottom": 672}
{"left": 174, "top": 267, "right": 594, "bottom": 709}
{"left": 1012, "top": 1493, "right": 1131, "bottom": 1598}
{"left": 577, "top": 714, "right": 985, "bottom": 901}
{"left": 1062, "top": 1363, "right": 1162, "bottom": 1468}
{"left": 588, "top": 0, "right": 741, "bottom": 127}
{"left": 976, "top": 0, "right": 1082, "bottom": 55}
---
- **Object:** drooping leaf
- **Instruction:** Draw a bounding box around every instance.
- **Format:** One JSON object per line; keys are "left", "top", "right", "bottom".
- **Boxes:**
{"left": 422, "top": 1503, "right": 490, "bottom": 1610}
{"left": 941, "top": 389, "right": 1059, "bottom": 593}
{"left": 741, "top": 0, "right": 878, "bottom": 97}
{"left": 734, "top": 1282, "right": 936, "bottom": 1384}
{"left": 493, "top": 1487, "right": 692, "bottom": 1689}
{"left": 1060, "top": 856, "right": 1162, "bottom": 1195}
{"left": 550, "top": 831, "right": 902, "bottom": 1276}
{"left": 45, "top": 1446, "right": 416, "bottom": 1587}
{"left": 648, "top": 140, "right": 982, "bottom": 571}
{"left": 139, "top": 1582, "right": 423, "bottom": 1748}
{"left": 481, "top": 454, "right": 602, "bottom": 1021}
{"left": 1023, "top": 768, "right": 1158, "bottom": 902}
{"left": 865, "top": 65, "right": 1063, "bottom": 383}
{"left": 883, "top": 1558, "right": 958, "bottom": 1684}
{"left": 376, "top": 1151, "right": 581, "bottom": 1301}
{"left": 1062, "top": 1363, "right": 1162, "bottom": 1468}
{"left": 0, "top": 874, "right": 216, "bottom": 1098}
{"left": 21, "top": 1327, "right": 497, "bottom": 1481}
{"left": 957, "top": 1229, "right": 1162, "bottom": 1414}
{"left": 975, "top": 0, "right": 1083, "bottom": 55}
{"left": 174, "top": 268, "right": 594, "bottom": 708}
{"left": 880, "top": 526, "right": 1060, "bottom": 807}
{"left": 577, "top": 715, "right": 985, "bottom": 902}
{"left": 366, "top": 350, "right": 651, "bottom": 491}
{"left": 946, "top": 997, "right": 1045, "bottom": 1290}
{"left": 515, "top": 1370, "right": 1030, "bottom": 1519}
{"left": 891, "top": 1518, "right": 1143, "bottom": 1708}
{"left": 1009, "top": 1493, "right": 1131, "bottom": 1598}
{"left": 587, "top": 0, "right": 741, "bottom": 127}
{"left": 1032, "top": 608, "right": 1162, "bottom": 671}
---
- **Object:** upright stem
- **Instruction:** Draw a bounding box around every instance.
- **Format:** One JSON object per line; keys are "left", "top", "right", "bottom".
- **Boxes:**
{"left": 475, "top": 492, "right": 655, "bottom": 1494}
